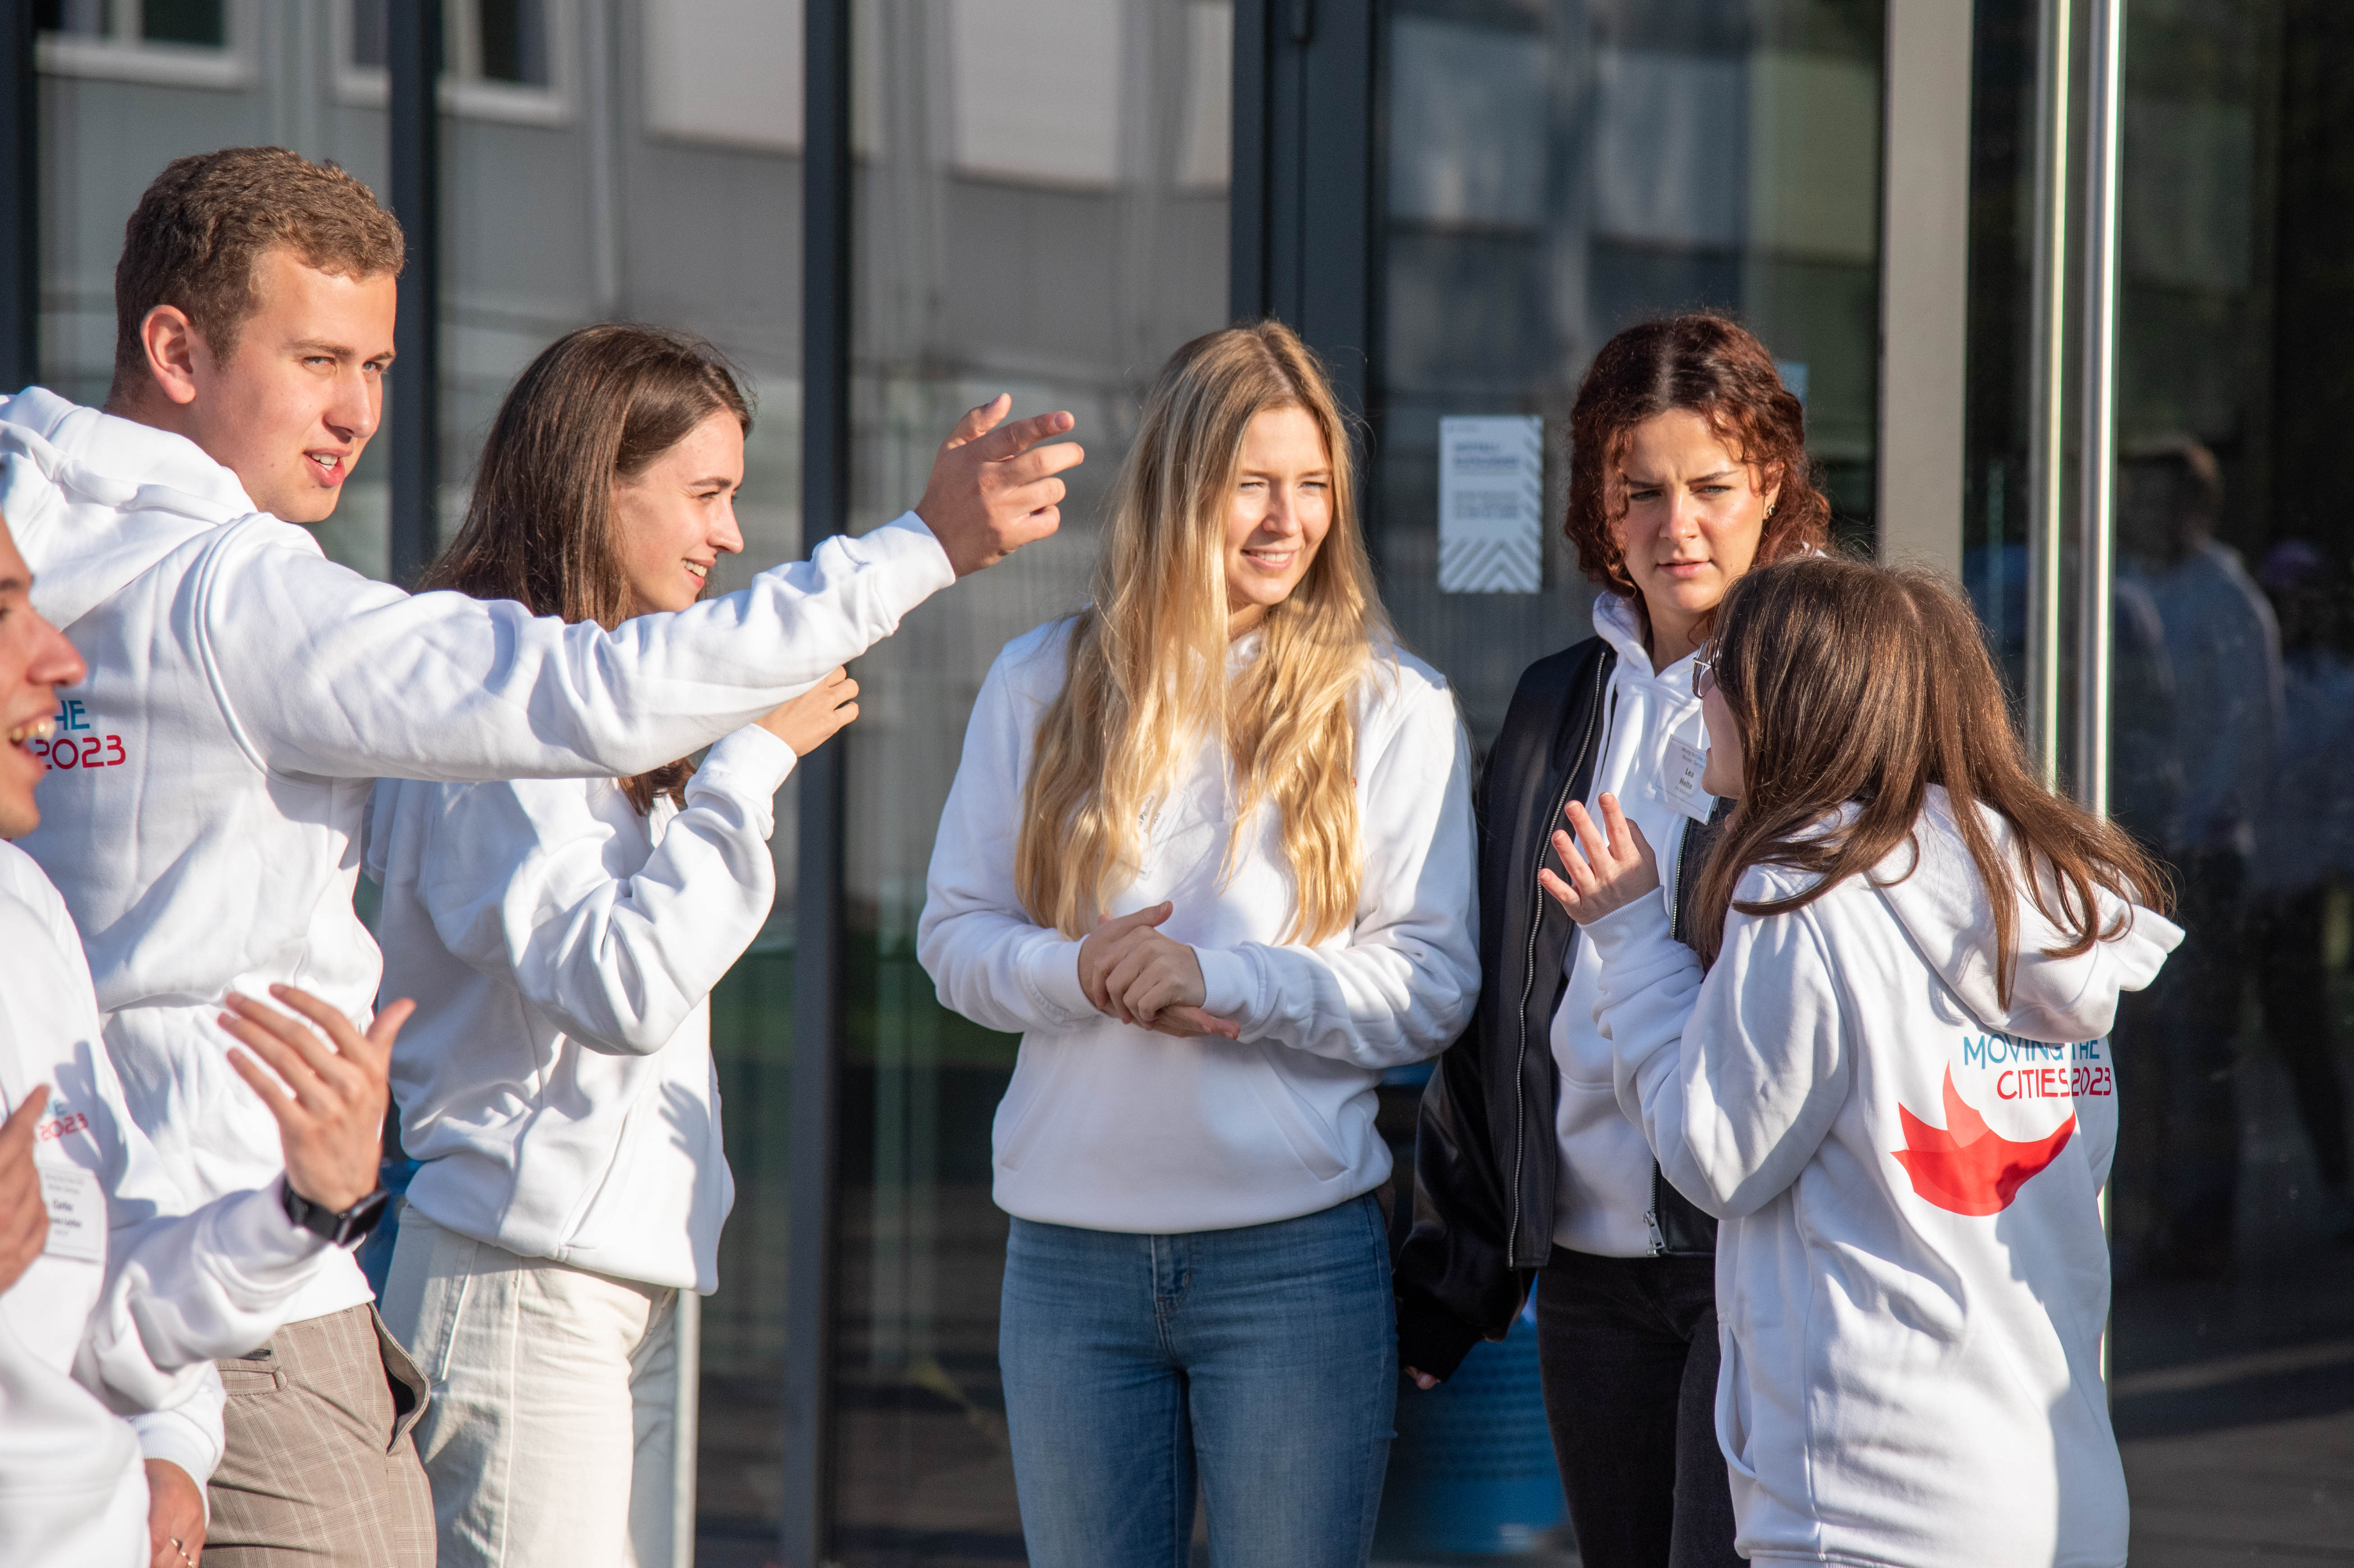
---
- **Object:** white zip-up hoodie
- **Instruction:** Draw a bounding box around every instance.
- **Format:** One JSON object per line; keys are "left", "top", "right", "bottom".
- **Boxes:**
{"left": 1553, "top": 592, "right": 1717, "bottom": 1255}
{"left": 0, "top": 842, "right": 339, "bottom": 1567}
{"left": 0, "top": 388, "right": 951, "bottom": 1324}
{"left": 1589, "top": 789, "right": 2181, "bottom": 1568}
{"left": 366, "top": 724, "right": 794, "bottom": 1291}
{"left": 918, "top": 620, "right": 1479, "bottom": 1232}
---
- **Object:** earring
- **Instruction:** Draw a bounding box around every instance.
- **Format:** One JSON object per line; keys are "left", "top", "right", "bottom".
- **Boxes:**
{"left": 1765, "top": 504, "right": 1776, "bottom": 517}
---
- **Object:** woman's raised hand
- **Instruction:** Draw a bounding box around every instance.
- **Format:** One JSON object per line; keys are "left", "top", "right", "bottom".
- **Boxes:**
{"left": 756, "top": 667, "right": 860, "bottom": 757}
{"left": 1077, "top": 902, "right": 1243, "bottom": 1040}
{"left": 1536, "top": 793, "right": 1661, "bottom": 925}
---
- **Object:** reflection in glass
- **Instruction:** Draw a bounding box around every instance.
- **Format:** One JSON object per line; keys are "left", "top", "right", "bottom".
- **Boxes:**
{"left": 836, "top": 2, "right": 1231, "bottom": 1560}
{"left": 1377, "top": 0, "right": 1884, "bottom": 748}
{"left": 1374, "top": 3, "right": 1883, "bottom": 1563}
{"left": 2089, "top": 1, "right": 2354, "bottom": 1556}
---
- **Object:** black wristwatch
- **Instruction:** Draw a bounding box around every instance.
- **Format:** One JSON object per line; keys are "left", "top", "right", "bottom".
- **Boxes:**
{"left": 280, "top": 1179, "right": 392, "bottom": 1249}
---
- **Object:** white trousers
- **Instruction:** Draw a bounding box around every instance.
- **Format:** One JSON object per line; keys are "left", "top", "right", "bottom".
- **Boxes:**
{"left": 379, "top": 1209, "right": 685, "bottom": 1568}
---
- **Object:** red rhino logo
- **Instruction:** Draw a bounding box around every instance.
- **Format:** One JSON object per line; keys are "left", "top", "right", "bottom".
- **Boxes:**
{"left": 1892, "top": 1067, "right": 2075, "bottom": 1216}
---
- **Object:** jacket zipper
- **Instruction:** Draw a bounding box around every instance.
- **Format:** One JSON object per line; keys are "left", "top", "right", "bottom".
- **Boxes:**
{"left": 1506, "top": 655, "right": 1609, "bottom": 1268}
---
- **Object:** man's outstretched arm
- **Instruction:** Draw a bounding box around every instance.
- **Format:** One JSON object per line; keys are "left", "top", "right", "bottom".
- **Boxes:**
{"left": 209, "top": 399, "right": 1083, "bottom": 783}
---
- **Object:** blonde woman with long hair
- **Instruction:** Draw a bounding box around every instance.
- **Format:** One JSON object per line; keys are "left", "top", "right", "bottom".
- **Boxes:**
{"left": 919, "top": 323, "right": 1478, "bottom": 1567}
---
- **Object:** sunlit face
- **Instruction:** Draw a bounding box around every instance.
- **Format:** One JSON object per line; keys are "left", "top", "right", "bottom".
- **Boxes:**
{"left": 133, "top": 247, "right": 398, "bottom": 524}
{"left": 1611, "top": 409, "right": 1779, "bottom": 655}
{"left": 0, "top": 517, "right": 91, "bottom": 839}
{"left": 611, "top": 410, "right": 747, "bottom": 617}
{"left": 1224, "top": 404, "right": 1333, "bottom": 631}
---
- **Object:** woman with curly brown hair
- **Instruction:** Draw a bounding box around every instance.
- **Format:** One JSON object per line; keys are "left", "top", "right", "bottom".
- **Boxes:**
{"left": 1394, "top": 314, "right": 1827, "bottom": 1568}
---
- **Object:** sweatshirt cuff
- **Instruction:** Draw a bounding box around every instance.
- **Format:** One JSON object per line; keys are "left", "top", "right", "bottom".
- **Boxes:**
{"left": 860, "top": 511, "right": 957, "bottom": 596}
{"left": 131, "top": 1395, "right": 224, "bottom": 1491}
{"left": 1196, "top": 947, "right": 1258, "bottom": 1024}
{"left": 699, "top": 724, "right": 798, "bottom": 795}
{"left": 1018, "top": 934, "right": 1097, "bottom": 1025}
{"left": 1583, "top": 892, "right": 1674, "bottom": 964}
{"left": 208, "top": 1184, "right": 333, "bottom": 1286}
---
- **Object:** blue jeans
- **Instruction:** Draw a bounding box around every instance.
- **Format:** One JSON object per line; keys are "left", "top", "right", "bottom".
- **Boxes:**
{"left": 999, "top": 1194, "right": 1397, "bottom": 1568}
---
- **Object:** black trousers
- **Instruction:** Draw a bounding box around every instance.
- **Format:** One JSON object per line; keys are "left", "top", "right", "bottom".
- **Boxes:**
{"left": 1535, "top": 1247, "right": 1742, "bottom": 1568}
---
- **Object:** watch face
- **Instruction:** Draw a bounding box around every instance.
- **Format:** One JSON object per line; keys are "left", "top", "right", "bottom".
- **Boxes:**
{"left": 336, "top": 1188, "right": 394, "bottom": 1248}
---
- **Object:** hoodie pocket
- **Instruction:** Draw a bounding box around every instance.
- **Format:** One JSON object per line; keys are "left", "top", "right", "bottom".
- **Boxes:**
{"left": 1714, "top": 1324, "right": 1760, "bottom": 1485}
{"left": 1240, "top": 1047, "right": 1350, "bottom": 1182}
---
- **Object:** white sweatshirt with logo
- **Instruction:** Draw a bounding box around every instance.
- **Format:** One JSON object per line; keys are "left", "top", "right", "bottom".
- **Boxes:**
{"left": 1552, "top": 592, "right": 1717, "bottom": 1256}
{"left": 918, "top": 620, "right": 1479, "bottom": 1233}
{"left": 0, "top": 842, "right": 337, "bottom": 1568}
{"left": 0, "top": 387, "right": 953, "bottom": 1325}
{"left": 1588, "top": 789, "right": 2181, "bottom": 1568}
{"left": 366, "top": 725, "right": 794, "bottom": 1292}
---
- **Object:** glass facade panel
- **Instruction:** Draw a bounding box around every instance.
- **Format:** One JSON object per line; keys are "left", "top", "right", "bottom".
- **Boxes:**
{"left": 2099, "top": 2, "right": 2354, "bottom": 1556}
{"left": 1370, "top": 6, "right": 1881, "bottom": 1559}
{"left": 33, "top": 9, "right": 805, "bottom": 1557}
{"left": 33, "top": 4, "right": 2354, "bottom": 1562}
{"left": 832, "top": 2, "right": 1230, "bottom": 1560}
{"left": 1375, "top": 0, "right": 1885, "bottom": 749}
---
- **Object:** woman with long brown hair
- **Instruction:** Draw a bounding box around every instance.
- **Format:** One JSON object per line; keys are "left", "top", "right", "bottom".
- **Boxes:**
{"left": 1545, "top": 556, "right": 2178, "bottom": 1567}
{"left": 1395, "top": 314, "right": 1824, "bottom": 1568}
{"left": 918, "top": 321, "right": 1477, "bottom": 1566}
{"left": 370, "top": 325, "right": 860, "bottom": 1567}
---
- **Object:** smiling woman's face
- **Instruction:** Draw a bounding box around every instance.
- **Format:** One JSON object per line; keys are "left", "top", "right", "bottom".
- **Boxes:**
{"left": 612, "top": 409, "right": 747, "bottom": 618}
{"left": 1611, "top": 408, "right": 1778, "bottom": 666}
{"left": 1222, "top": 404, "right": 1333, "bottom": 633}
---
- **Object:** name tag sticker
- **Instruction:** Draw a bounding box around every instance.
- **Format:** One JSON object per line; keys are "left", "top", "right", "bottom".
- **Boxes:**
{"left": 39, "top": 1162, "right": 105, "bottom": 1263}
{"left": 1659, "top": 737, "right": 1714, "bottom": 824}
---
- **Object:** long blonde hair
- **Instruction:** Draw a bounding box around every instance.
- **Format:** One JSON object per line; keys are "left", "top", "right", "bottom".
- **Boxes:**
{"left": 1014, "top": 321, "right": 1389, "bottom": 945}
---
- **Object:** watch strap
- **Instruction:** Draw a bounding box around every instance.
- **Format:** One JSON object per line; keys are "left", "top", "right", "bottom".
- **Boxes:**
{"left": 280, "top": 1179, "right": 392, "bottom": 1249}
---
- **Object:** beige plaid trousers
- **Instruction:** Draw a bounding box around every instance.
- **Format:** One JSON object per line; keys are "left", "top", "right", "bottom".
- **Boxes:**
{"left": 203, "top": 1302, "right": 435, "bottom": 1567}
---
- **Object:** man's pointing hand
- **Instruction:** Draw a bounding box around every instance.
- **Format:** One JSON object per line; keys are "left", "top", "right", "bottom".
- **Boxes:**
{"left": 915, "top": 394, "right": 1084, "bottom": 576}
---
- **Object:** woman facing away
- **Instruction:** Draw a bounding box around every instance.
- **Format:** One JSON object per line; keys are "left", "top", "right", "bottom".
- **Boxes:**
{"left": 918, "top": 321, "right": 1478, "bottom": 1568}
{"left": 1394, "top": 314, "right": 1826, "bottom": 1568}
{"left": 1549, "top": 556, "right": 2178, "bottom": 1568}
{"left": 370, "top": 325, "right": 860, "bottom": 1568}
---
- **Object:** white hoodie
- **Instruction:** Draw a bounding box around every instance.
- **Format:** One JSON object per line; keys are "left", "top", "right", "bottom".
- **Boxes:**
{"left": 1589, "top": 789, "right": 2181, "bottom": 1568}
{"left": 366, "top": 725, "right": 794, "bottom": 1291}
{"left": 0, "top": 388, "right": 952, "bottom": 1324}
{"left": 918, "top": 621, "right": 1479, "bottom": 1232}
{"left": 1553, "top": 591, "right": 1717, "bottom": 1255}
{"left": 0, "top": 842, "right": 339, "bottom": 1567}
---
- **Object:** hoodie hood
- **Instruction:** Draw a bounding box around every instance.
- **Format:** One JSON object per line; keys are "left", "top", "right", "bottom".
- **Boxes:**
{"left": 0, "top": 388, "right": 255, "bottom": 628}
{"left": 1593, "top": 591, "right": 1654, "bottom": 673}
{"left": 1874, "top": 785, "right": 2182, "bottom": 1043}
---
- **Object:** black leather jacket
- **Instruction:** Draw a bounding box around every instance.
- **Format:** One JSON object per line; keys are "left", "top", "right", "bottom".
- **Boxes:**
{"left": 1393, "top": 635, "right": 1719, "bottom": 1378}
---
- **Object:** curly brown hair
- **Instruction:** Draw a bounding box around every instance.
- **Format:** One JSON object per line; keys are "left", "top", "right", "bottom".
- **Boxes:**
{"left": 1565, "top": 314, "right": 1829, "bottom": 613}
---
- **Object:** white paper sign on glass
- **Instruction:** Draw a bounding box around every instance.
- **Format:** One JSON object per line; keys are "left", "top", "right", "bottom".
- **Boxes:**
{"left": 1438, "top": 415, "right": 1543, "bottom": 593}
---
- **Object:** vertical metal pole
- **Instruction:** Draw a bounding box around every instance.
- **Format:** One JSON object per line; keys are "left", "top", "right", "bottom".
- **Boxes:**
{"left": 388, "top": 0, "right": 442, "bottom": 587}
{"left": 1228, "top": 0, "right": 1269, "bottom": 322}
{"left": 2075, "top": 0, "right": 2125, "bottom": 817}
{"left": 781, "top": 1, "right": 851, "bottom": 1563}
{"left": 2025, "top": 0, "right": 2073, "bottom": 788}
{"left": 0, "top": 0, "right": 37, "bottom": 393}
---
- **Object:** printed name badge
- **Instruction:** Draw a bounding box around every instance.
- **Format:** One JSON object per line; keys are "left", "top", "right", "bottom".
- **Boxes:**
{"left": 39, "top": 1162, "right": 106, "bottom": 1263}
{"left": 1659, "top": 737, "right": 1714, "bottom": 824}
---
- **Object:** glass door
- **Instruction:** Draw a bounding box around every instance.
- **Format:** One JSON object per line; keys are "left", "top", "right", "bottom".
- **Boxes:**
{"left": 1368, "top": 2, "right": 1886, "bottom": 1560}
{"left": 2094, "top": 1, "right": 2354, "bottom": 1555}
{"left": 1375, "top": 0, "right": 1885, "bottom": 746}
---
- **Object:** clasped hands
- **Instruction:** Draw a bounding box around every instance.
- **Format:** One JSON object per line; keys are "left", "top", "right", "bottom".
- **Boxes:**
{"left": 1076, "top": 902, "right": 1242, "bottom": 1040}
